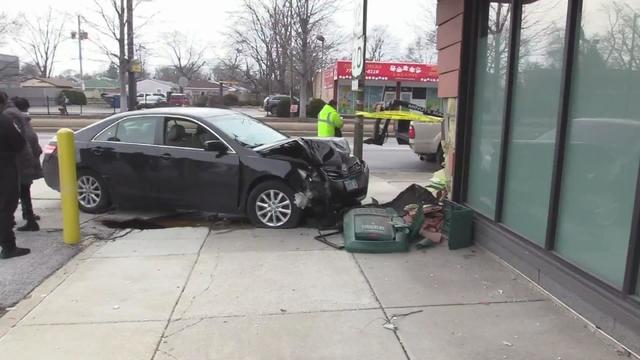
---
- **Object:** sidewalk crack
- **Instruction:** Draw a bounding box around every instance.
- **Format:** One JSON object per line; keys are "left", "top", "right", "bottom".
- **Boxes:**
{"left": 352, "top": 254, "right": 412, "bottom": 360}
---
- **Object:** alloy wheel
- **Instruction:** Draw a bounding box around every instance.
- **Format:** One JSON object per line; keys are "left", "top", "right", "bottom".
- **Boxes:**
{"left": 255, "top": 189, "right": 292, "bottom": 227}
{"left": 78, "top": 175, "right": 102, "bottom": 209}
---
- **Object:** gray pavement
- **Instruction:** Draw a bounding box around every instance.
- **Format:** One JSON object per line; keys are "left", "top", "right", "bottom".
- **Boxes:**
{"left": 0, "top": 218, "right": 629, "bottom": 359}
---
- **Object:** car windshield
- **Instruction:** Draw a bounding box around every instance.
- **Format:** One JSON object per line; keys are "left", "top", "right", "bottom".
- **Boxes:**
{"left": 207, "top": 113, "right": 288, "bottom": 148}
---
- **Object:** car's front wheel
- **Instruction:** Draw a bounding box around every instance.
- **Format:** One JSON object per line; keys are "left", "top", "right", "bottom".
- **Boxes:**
{"left": 247, "top": 180, "right": 302, "bottom": 229}
{"left": 77, "top": 170, "right": 110, "bottom": 213}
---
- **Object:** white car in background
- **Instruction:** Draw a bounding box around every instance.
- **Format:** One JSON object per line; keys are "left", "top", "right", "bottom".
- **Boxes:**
{"left": 136, "top": 93, "right": 166, "bottom": 109}
{"left": 409, "top": 121, "right": 443, "bottom": 165}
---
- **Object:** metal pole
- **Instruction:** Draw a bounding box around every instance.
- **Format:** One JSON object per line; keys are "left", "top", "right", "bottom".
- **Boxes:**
{"left": 77, "top": 16, "right": 84, "bottom": 92}
{"left": 126, "top": 0, "right": 136, "bottom": 111}
{"left": 320, "top": 41, "right": 325, "bottom": 99}
{"left": 56, "top": 129, "right": 80, "bottom": 245}
{"left": 353, "top": 0, "right": 368, "bottom": 160}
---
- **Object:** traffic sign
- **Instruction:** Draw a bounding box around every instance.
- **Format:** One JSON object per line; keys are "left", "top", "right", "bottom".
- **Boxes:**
{"left": 351, "top": 0, "right": 366, "bottom": 79}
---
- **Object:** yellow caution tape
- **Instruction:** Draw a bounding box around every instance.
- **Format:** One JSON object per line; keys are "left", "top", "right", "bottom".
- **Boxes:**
{"left": 356, "top": 110, "right": 442, "bottom": 123}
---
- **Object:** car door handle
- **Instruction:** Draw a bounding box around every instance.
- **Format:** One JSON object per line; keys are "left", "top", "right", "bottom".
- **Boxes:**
{"left": 92, "top": 147, "right": 104, "bottom": 156}
{"left": 160, "top": 153, "right": 172, "bottom": 160}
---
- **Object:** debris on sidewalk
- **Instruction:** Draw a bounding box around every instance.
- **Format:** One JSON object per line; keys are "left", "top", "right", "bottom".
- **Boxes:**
{"left": 382, "top": 310, "right": 424, "bottom": 331}
{"left": 502, "top": 340, "right": 514, "bottom": 347}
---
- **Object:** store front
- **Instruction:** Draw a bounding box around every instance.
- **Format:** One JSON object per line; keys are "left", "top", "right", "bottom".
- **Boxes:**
{"left": 438, "top": 0, "right": 640, "bottom": 352}
{"left": 318, "top": 60, "right": 440, "bottom": 113}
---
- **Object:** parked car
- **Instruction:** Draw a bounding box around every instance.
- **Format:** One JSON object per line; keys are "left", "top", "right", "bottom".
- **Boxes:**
{"left": 263, "top": 95, "right": 299, "bottom": 115}
{"left": 42, "top": 108, "right": 369, "bottom": 228}
{"left": 409, "top": 121, "right": 443, "bottom": 164}
{"left": 136, "top": 93, "right": 166, "bottom": 109}
{"left": 168, "top": 93, "right": 190, "bottom": 106}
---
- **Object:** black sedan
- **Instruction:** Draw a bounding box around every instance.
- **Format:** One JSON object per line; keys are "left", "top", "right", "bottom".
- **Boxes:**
{"left": 42, "top": 108, "right": 369, "bottom": 228}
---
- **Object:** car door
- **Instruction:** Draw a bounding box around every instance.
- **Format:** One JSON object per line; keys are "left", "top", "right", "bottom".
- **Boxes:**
{"left": 87, "top": 115, "right": 164, "bottom": 205}
{"left": 155, "top": 117, "right": 241, "bottom": 213}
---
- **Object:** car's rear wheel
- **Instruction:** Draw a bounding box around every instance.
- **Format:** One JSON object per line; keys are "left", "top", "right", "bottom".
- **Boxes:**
{"left": 77, "top": 170, "right": 110, "bottom": 213}
{"left": 247, "top": 180, "right": 302, "bottom": 229}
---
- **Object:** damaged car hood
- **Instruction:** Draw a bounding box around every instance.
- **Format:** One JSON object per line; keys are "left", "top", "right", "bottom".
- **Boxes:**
{"left": 255, "top": 137, "right": 352, "bottom": 168}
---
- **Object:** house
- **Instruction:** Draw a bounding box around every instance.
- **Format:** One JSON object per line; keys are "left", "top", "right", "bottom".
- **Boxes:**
{"left": 0, "top": 54, "right": 20, "bottom": 88}
{"left": 83, "top": 78, "right": 120, "bottom": 99}
{"left": 184, "top": 79, "right": 225, "bottom": 97}
{"left": 137, "top": 79, "right": 179, "bottom": 96}
{"left": 20, "top": 77, "right": 77, "bottom": 89}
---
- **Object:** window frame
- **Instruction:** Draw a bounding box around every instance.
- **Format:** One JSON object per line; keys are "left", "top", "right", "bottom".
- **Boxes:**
{"left": 162, "top": 116, "right": 226, "bottom": 152}
{"left": 92, "top": 115, "right": 163, "bottom": 146}
{"left": 457, "top": 0, "right": 640, "bottom": 298}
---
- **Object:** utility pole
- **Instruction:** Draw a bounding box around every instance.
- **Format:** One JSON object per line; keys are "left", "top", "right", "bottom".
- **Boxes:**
{"left": 316, "top": 35, "right": 325, "bottom": 99}
{"left": 288, "top": 0, "right": 295, "bottom": 119}
{"left": 126, "top": 0, "right": 136, "bottom": 111}
{"left": 353, "top": 0, "right": 368, "bottom": 160}
{"left": 77, "top": 16, "right": 84, "bottom": 91}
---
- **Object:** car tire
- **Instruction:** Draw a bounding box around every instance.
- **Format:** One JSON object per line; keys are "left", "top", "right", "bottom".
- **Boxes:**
{"left": 77, "top": 170, "right": 110, "bottom": 214}
{"left": 247, "top": 180, "right": 302, "bottom": 229}
{"left": 426, "top": 145, "right": 444, "bottom": 166}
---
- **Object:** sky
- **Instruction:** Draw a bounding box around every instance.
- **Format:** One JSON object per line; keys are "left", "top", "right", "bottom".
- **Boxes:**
{"left": 1, "top": 0, "right": 436, "bottom": 77}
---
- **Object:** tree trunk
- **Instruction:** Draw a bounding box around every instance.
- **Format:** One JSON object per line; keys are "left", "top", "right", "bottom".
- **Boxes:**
{"left": 119, "top": 59, "right": 127, "bottom": 112}
{"left": 118, "top": 0, "right": 127, "bottom": 112}
{"left": 299, "top": 76, "right": 308, "bottom": 119}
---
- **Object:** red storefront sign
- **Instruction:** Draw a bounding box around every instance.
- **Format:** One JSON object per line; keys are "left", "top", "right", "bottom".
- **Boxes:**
{"left": 333, "top": 60, "right": 438, "bottom": 82}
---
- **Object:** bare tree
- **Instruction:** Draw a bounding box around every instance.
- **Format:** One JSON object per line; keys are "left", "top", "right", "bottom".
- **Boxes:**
{"left": 404, "top": 1, "right": 437, "bottom": 63}
{"left": 367, "top": 25, "right": 397, "bottom": 61}
{"left": 0, "top": 12, "right": 19, "bottom": 45}
{"left": 18, "top": 8, "right": 66, "bottom": 78}
{"left": 91, "top": 0, "right": 128, "bottom": 111}
{"left": 231, "top": 0, "right": 294, "bottom": 96}
{"left": 405, "top": 31, "right": 436, "bottom": 63}
{"left": 89, "top": 0, "right": 155, "bottom": 111}
{"left": 598, "top": 1, "right": 640, "bottom": 71}
{"left": 20, "top": 62, "right": 40, "bottom": 77}
{"left": 290, "top": 0, "right": 340, "bottom": 117}
{"left": 165, "top": 31, "right": 208, "bottom": 81}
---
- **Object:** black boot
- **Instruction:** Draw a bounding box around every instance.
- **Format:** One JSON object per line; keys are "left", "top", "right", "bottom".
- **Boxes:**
{"left": 17, "top": 220, "right": 39, "bottom": 232}
{"left": 0, "top": 247, "right": 31, "bottom": 259}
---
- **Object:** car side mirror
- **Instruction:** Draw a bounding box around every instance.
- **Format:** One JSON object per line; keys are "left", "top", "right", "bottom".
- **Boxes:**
{"left": 205, "top": 140, "right": 228, "bottom": 154}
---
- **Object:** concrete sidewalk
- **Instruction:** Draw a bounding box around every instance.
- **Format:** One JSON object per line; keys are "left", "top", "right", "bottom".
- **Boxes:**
{"left": 0, "top": 177, "right": 633, "bottom": 359}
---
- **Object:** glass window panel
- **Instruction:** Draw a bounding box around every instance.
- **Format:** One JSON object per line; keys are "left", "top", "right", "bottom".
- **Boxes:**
{"left": 466, "top": 0, "right": 513, "bottom": 217}
{"left": 555, "top": 0, "right": 640, "bottom": 288}
{"left": 502, "top": 0, "right": 568, "bottom": 245}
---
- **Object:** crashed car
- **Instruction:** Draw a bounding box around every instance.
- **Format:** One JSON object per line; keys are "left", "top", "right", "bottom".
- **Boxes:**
{"left": 42, "top": 108, "right": 369, "bottom": 228}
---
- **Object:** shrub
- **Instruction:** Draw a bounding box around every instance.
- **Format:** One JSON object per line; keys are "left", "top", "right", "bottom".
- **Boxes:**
{"left": 307, "top": 98, "right": 326, "bottom": 118}
{"left": 276, "top": 98, "right": 291, "bottom": 117}
{"left": 223, "top": 93, "right": 239, "bottom": 106}
{"left": 207, "top": 95, "right": 227, "bottom": 109}
{"left": 194, "top": 95, "right": 208, "bottom": 107}
{"left": 59, "top": 90, "right": 87, "bottom": 106}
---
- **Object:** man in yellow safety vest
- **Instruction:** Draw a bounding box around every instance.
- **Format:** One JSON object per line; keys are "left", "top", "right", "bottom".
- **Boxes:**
{"left": 317, "top": 100, "right": 343, "bottom": 137}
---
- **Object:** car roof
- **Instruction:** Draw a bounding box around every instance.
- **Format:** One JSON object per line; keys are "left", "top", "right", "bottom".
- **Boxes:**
{"left": 120, "top": 107, "right": 235, "bottom": 118}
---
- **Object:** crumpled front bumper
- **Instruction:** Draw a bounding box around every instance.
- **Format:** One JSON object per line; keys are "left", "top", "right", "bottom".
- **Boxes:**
{"left": 326, "top": 162, "right": 370, "bottom": 204}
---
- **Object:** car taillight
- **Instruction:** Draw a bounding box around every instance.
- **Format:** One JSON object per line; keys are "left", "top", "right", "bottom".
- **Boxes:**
{"left": 409, "top": 125, "right": 416, "bottom": 140}
{"left": 44, "top": 144, "right": 57, "bottom": 154}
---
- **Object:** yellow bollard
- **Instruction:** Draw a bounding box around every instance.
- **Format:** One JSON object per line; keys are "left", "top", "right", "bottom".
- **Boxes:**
{"left": 56, "top": 128, "right": 80, "bottom": 245}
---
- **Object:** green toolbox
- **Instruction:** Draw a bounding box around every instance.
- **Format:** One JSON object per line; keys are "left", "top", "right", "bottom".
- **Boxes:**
{"left": 342, "top": 208, "right": 410, "bottom": 253}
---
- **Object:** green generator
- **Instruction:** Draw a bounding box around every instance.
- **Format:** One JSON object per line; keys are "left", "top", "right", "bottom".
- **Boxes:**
{"left": 342, "top": 208, "right": 411, "bottom": 253}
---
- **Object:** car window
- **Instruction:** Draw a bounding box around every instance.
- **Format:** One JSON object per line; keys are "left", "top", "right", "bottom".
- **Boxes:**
{"left": 164, "top": 118, "right": 219, "bottom": 149}
{"left": 94, "top": 116, "right": 159, "bottom": 145}
{"left": 207, "top": 113, "right": 287, "bottom": 148}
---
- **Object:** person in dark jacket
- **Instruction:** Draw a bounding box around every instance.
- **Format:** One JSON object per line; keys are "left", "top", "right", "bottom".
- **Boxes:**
{"left": 0, "top": 91, "right": 31, "bottom": 259}
{"left": 12, "top": 97, "right": 43, "bottom": 231}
